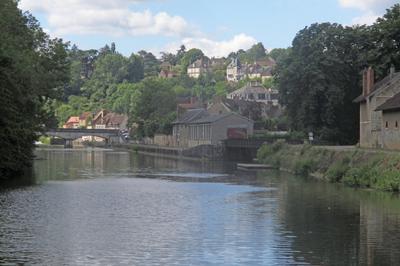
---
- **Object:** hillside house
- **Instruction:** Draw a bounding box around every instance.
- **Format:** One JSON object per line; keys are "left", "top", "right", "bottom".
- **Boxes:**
{"left": 187, "top": 58, "right": 210, "bottom": 79}
{"left": 208, "top": 97, "right": 282, "bottom": 121}
{"left": 354, "top": 67, "right": 400, "bottom": 149}
{"left": 92, "top": 110, "right": 128, "bottom": 130}
{"left": 226, "top": 58, "right": 244, "bottom": 82}
{"left": 226, "top": 57, "right": 276, "bottom": 82}
{"left": 79, "top": 112, "right": 92, "bottom": 128}
{"left": 63, "top": 116, "right": 80, "bottom": 129}
{"left": 227, "top": 81, "right": 279, "bottom": 106}
{"left": 159, "top": 62, "right": 178, "bottom": 78}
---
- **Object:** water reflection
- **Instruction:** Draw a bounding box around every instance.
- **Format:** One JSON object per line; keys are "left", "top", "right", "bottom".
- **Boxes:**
{"left": 0, "top": 149, "right": 400, "bottom": 265}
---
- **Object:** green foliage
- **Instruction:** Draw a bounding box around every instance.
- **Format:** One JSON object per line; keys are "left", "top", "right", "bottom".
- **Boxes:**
{"left": 369, "top": 4, "right": 400, "bottom": 79}
{"left": 268, "top": 48, "right": 291, "bottom": 64}
{"left": 326, "top": 157, "right": 351, "bottom": 182}
{"left": 277, "top": 23, "right": 368, "bottom": 144}
{"left": 138, "top": 50, "right": 160, "bottom": 78}
{"left": 238, "top": 42, "right": 267, "bottom": 63}
{"left": 130, "top": 77, "right": 177, "bottom": 137}
{"left": 294, "top": 159, "right": 317, "bottom": 177}
{"left": 0, "top": 1, "right": 69, "bottom": 178}
{"left": 38, "top": 136, "right": 51, "bottom": 145}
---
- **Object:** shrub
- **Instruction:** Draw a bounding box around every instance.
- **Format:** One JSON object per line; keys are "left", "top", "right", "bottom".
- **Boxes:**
{"left": 257, "top": 140, "right": 286, "bottom": 160}
{"left": 374, "top": 169, "right": 400, "bottom": 192}
{"left": 326, "top": 157, "right": 350, "bottom": 182}
{"left": 294, "top": 159, "right": 316, "bottom": 176}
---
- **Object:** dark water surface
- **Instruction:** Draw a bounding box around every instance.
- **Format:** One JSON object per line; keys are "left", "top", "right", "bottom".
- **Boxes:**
{"left": 1, "top": 148, "right": 400, "bottom": 265}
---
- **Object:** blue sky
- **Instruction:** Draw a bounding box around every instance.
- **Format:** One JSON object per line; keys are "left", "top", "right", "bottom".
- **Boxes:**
{"left": 19, "top": 0, "right": 398, "bottom": 57}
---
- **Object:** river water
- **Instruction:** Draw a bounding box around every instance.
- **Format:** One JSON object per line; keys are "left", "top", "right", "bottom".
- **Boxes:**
{"left": 1, "top": 148, "right": 400, "bottom": 265}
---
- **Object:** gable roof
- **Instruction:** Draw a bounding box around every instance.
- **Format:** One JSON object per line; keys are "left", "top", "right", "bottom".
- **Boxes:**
{"left": 79, "top": 112, "right": 92, "bottom": 120}
{"left": 188, "top": 112, "right": 253, "bottom": 124}
{"left": 66, "top": 116, "right": 80, "bottom": 124}
{"left": 354, "top": 72, "right": 400, "bottom": 103}
{"left": 173, "top": 108, "right": 207, "bottom": 124}
{"left": 376, "top": 92, "right": 400, "bottom": 112}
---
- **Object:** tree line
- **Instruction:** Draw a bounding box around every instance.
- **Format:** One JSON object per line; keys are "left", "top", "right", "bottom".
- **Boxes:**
{"left": 2, "top": 0, "right": 398, "bottom": 178}
{"left": 0, "top": 0, "right": 69, "bottom": 178}
{"left": 276, "top": 4, "right": 400, "bottom": 144}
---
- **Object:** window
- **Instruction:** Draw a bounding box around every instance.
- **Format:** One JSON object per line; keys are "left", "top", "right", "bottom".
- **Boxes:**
{"left": 258, "top": 93, "right": 266, "bottom": 100}
{"left": 385, "top": 121, "right": 389, "bottom": 128}
{"left": 396, "top": 121, "right": 399, "bottom": 128}
{"left": 248, "top": 93, "right": 254, "bottom": 100}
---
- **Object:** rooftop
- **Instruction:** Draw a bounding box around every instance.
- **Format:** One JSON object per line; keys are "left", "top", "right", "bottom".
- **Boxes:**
{"left": 354, "top": 72, "right": 400, "bottom": 103}
{"left": 376, "top": 92, "right": 400, "bottom": 112}
{"left": 173, "top": 108, "right": 207, "bottom": 124}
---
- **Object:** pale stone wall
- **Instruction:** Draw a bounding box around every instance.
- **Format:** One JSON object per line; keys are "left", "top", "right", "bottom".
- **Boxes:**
{"left": 359, "top": 79, "right": 400, "bottom": 148}
{"left": 153, "top": 134, "right": 176, "bottom": 147}
{"left": 211, "top": 115, "right": 254, "bottom": 145}
{"left": 381, "top": 112, "right": 400, "bottom": 150}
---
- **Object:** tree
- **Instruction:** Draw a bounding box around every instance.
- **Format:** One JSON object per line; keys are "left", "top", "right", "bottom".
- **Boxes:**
{"left": 369, "top": 4, "right": 400, "bottom": 79}
{"left": 277, "top": 23, "right": 368, "bottom": 144}
{"left": 131, "top": 78, "right": 177, "bottom": 137}
{"left": 268, "top": 48, "right": 291, "bottom": 64}
{"left": 237, "top": 43, "right": 267, "bottom": 63}
{"left": 138, "top": 50, "right": 160, "bottom": 77}
{"left": 0, "top": 0, "right": 69, "bottom": 178}
{"left": 81, "top": 53, "right": 129, "bottom": 103}
{"left": 126, "top": 54, "right": 144, "bottom": 82}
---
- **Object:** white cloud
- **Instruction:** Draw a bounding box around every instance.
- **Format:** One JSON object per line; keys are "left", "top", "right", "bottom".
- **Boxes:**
{"left": 19, "top": 0, "right": 194, "bottom": 37}
{"left": 339, "top": 0, "right": 397, "bottom": 25}
{"left": 351, "top": 11, "right": 379, "bottom": 25}
{"left": 164, "top": 34, "right": 258, "bottom": 58}
{"left": 339, "top": 0, "right": 397, "bottom": 11}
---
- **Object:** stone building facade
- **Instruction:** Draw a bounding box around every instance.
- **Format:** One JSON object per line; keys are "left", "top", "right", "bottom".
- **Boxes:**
{"left": 354, "top": 67, "right": 400, "bottom": 149}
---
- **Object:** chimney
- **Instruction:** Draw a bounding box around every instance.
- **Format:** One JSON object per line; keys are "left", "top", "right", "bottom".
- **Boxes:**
{"left": 363, "top": 67, "right": 374, "bottom": 96}
{"left": 362, "top": 69, "right": 367, "bottom": 96}
{"left": 390, "top": 65, "right": 396, "bottom": 79}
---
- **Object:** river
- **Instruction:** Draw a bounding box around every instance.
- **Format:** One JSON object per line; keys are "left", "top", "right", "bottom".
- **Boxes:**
{"left": 1, "top": 148, "right": 400, "bottom": 265}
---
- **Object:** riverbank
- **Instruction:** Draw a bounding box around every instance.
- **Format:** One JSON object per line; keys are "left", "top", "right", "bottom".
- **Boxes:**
{"left": 115, "top": 143, "right": 224, "bottom": 161}
{"left": 257, "top": 141, "right": 400, "bottom": 192}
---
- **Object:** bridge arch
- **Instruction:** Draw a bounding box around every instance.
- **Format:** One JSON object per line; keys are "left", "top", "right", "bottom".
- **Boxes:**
{"left": 43, "top": 128, "right": 122, "bottom": 148}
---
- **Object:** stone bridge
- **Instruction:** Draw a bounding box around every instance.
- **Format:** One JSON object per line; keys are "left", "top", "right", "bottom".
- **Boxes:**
{"left": 44, "top": 128, "right": 122, "bottom": 148}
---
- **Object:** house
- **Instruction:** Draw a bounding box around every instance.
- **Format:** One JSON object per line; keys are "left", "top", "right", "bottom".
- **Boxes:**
{"left": 159, "top": 69, "right": 178, "bottom": 79}
{"left": 226, "top": 57, "right": 276, "bottom": 82}
{"left": 186, "top": 113, "right": 254, "bottom": 148}
{"left": 375, "top": 92, "right": 400, "bottom": 150}
{"left": 226, "top": 58, "right": 244, "bottom": 82}
{"left": 63, "top": 116, "right": 80, "bottom": 129}
{"left": 159, "top": 62, "right": 178, "bottom": 78}
{"left": 172, "top": 108, "right": 253, "bottom": 148}
{"left": 210, "top": 57, "right": 225, "bottom": 68}
{"left": 172, "top": 108, "right": 208, "bottom": 147}
{"left": 354, "top": 67, "right": 400, "bottom": 149}
{"left": 79, "top": 112, "right": 92, "bottom": 128}
{"left": 92, "top": 110, "right": 128, "bottom": 130}
{"left": 208, "top": 97, "right": 282, "bottom": 121}
{"left": 187, "top": 58, "right": 210, "bottom": 79}
{"left": 227, "top": 81, "right": 279, "bottom": 106}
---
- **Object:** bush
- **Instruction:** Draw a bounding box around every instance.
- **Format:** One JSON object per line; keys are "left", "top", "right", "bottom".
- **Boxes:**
{"left": 257, "top": 140, "right": 286, "bottom": 159}
{"left": 294, "top": 159, "right": 316, "bottom": 176}
{"left": 325, "top": 157, "right": 350, "bottom": 182}
{"left": 374, "top": 169, "right": 400, "bottom": 192}
{"left": 342, "top": 165, "right": 379, "bottom": 188}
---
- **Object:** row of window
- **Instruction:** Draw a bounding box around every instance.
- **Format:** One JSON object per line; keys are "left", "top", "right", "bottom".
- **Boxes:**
{"left": 385, "top": 121, "right": 399, "bottom": 129}
{"left": 189, "top": 124, "right": 212, "bottom": 140}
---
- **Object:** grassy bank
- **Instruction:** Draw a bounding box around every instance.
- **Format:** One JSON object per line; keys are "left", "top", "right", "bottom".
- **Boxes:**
{"left": 257, "top": 141, "right": 400, "bottom": 192}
